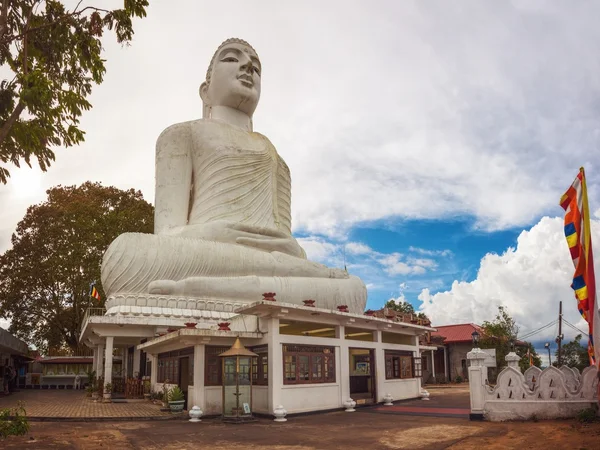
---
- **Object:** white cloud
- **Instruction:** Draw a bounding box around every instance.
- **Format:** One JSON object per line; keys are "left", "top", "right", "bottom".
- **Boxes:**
{"left": 379, "top": 253, "right": 427, "bottom": 276}
{"left": 296, "top": 237, "right": 340, "bottom": 264}
{"left": 345, "top": 242, "right": 373, "bottom": 256}
{"left": 418, "top": 216, "right": 600, "bottom": 342}
{"left": 409, "top": 247, "right": 453, "bottom": 257}
{"left": 406, "top": 257, "right": 438, "bottom": 269}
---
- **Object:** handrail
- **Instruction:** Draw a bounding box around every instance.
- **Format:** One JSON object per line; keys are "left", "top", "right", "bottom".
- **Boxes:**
{"left": 81, "top": 307, "right": 107, "bottom": 334}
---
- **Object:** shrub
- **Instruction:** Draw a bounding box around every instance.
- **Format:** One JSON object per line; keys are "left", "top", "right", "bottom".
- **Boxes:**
{"left": 168, "top": 386, "right": 185, "bottom": 402}
{"left": 0, "top": 404, "right": 29, "bottom": 439}
{"left": 576, "top": 407, "right": 598, "bottom": 424}
{"left": 455, "top": 375, "right": 463, "bottom": 383}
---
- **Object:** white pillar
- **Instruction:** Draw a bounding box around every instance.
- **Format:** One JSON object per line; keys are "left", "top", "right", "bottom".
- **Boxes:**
{"left": 267, "top": 317, "right": 282, "bottom": 414}
{"left": 192, "top": 344, "right": 205, "bottom": 409}
{"left": 431, "top": 349, "right": 436, "bottom": 380}
{"left": 92, "top": 346, "right": 99, "bottom": 375}
{"left": 133, "top": 347, "right": 141, "bottom": 377}
{"left": 443, "top": 346, "right": 448, "bottom": 382}
{"left": 414, "top": 343, "right": 422, "bottom": 395}
{"left": 150, "top": 354, "right": 158, "bottom": 391}
{"left": 375, "top": 342, "right": 386, "bottom": 403}
{"left": 122, "top": 347, "right": 128, "bottom": 378}
{"left": 467, "top": 348, "right": 488, "bottom": 420}
{"left": 103, "top": 336, "right": 114, "bottom": 400}
{"left": 97, "top": 344, "right": 105, "bottom": 379}
{"left": 505, "top": 352, "right": 520, "bottom": 370}
{"left": 338, "top": 325, "right": 350, "bottom": 405}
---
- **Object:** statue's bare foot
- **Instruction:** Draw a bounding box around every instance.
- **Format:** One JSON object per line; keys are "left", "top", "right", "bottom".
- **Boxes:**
{"left": 149, "top": 280, "right": 177, "bottom": 295}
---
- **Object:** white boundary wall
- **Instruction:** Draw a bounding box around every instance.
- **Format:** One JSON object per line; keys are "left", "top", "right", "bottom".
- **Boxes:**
{"left": 468, "top": 349, "right": 599, "bottom": 421}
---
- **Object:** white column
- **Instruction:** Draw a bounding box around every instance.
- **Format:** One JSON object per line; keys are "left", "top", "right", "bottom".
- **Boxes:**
{"left": 122, "top": 347, "right": 128, "bottom": 378}
{"left": 192, "top": 344, "right": 205, "bottom": 409}
{"left": 466, "top": 348, "right": 488, "bottom": 420}
{"left": 375, "top": 343, "right": 386, "bottom": 403}
{"left": 97, "top": 344, "right": 105, "bottom": 379}
{"left": 431, "top": 349, "right": 436, "bottom": 380}
{"left": 415, "top": 343, "right": 422, "bottom": 395}
{"left": 133, "top": 347, "right": 141, "bottom": 377}
{"left": 505, "top": 352, "right": 520, "bottom": 371}
{"left": 338, "top": 325, "right": 350, "bottom": 405}
{"left": 150, "top": 354, "right": 158, "bottom": 391}
{"left": 92, "top": 346, "right": 99, "bottom": 375}
{"left": 103, "top": 336, "right": 114, "bottom": 399}
{"left": 267, "top": 317, "right": 282, "bottom": 414}
{"left": 443, "top": 346, "right": 448, "bottom": 382}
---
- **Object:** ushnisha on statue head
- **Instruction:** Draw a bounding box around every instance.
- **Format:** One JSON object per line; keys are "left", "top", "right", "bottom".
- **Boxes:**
{"left": 199, "top": 38, "right": 261, "bottom": 127}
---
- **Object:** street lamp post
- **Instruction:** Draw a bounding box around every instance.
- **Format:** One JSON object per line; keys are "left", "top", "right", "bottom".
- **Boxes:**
{"left": 544, "top": 342, "right": 552, "bottom": 367}
{"left": 471, "top": 330, "right": 480, "bottom": 348}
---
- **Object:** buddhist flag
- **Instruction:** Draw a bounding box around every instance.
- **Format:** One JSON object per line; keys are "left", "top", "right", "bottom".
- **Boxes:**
{"left": 89, "top": 283, "right": 101, "bottom": 302}
{"left": 560, "top": 167, "right": 599, "bottom": 367}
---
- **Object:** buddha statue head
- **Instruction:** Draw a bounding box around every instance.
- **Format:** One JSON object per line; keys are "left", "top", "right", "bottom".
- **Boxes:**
{"left": 200, "top": 38, "right": 262, "bottom": 121}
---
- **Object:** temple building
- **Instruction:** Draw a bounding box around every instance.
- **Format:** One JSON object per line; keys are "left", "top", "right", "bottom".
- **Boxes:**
{"left": 79, "top": 37, "right": 435, "bottom": 415}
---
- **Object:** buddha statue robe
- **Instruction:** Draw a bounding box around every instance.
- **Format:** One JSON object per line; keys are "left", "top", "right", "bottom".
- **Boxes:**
{"left": 101, "top": 119, "right": 367, "bottom": 313}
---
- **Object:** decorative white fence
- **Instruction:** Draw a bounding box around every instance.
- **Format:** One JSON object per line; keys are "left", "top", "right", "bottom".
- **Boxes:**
{"left": 468, "top": 348, "right": 599, "bottom": 421}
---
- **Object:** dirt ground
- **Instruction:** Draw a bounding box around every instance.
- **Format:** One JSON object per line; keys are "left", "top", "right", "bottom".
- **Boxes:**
{"left": 2, "top": 411, "right": 600, "bottom": 450}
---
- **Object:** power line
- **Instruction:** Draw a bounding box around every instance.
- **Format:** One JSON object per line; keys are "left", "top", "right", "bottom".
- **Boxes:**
{"left": 562, "top": 318, "right": 589, "bottom": 337}
{"left": 517, "top": 319, "right": 558, "bottom": 340}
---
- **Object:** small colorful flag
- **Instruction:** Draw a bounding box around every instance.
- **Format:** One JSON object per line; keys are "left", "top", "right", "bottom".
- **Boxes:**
{"left": 89, "top": 283, "right": 101, "bottom": 301}
{"left": 560, "top": 167, "right": 599, "bottom": 367}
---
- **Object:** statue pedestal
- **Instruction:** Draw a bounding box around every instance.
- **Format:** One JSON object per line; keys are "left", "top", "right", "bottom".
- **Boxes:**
{"left": 105, "top": 293, "right": 249, "bottom": 320}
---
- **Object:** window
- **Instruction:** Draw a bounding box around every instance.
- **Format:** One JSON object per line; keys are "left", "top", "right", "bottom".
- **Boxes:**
{"left": 422, "top": 355, "right": 428, "bottom": 372}
{"left": 157, "top": 347, "right": 194, "bottom": 383}
{"left": 282, "top": 345, "right": 335, "bottom": 385}
{"left": 385, "top": 351, "right": 415, "bottom": 380}
{"left": 250, "top": 345, "right": 268, "bottom": 386}
{"left": 204, "top": 346, "right": 229, "bottom": 386}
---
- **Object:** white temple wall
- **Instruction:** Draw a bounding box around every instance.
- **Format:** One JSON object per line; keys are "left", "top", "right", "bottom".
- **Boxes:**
{"left": 381, "top": 378, "right": 420, "bottom": 401}
{"left": 252, "top": 386, "right": 269, "bottom": 413}
{"left": 468, "top": 349, "right": 599, "bottom": 421}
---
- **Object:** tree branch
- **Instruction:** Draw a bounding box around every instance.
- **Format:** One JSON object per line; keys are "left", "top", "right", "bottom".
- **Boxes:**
{"left": 0, "top": 5, "right": 111, "bottom": 46}
{"left": 0, "top": 100, "right": 24, "bottom": 146}
{"left": 0, "top": 0, "right": 9, "bottom": 39}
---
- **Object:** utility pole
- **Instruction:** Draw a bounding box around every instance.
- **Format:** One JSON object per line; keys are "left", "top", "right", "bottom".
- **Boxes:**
{"left": 557, "top": 301, "right": 563, "bottom": 366}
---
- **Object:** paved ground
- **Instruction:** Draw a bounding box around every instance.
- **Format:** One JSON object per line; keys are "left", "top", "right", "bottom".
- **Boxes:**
{"left": 0, "top": 390, "right": 172, "bottom": 419}
{"left": 2, "top": 410, "right": 599, "bottom": 449}
{"left": 366, "top": 385, "right": 471, "bottom": 418}
{"left": 2, "top": 385, "right": 598, "bottom": 449}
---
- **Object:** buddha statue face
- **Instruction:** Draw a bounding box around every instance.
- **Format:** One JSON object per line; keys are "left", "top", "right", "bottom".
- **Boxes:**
{"left": 200, "top": 40, "right": 262, "bottom": 118}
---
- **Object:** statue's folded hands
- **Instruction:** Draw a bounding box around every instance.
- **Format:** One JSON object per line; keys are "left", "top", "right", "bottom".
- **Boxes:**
{"left": 163, "top": 220, "right": 306, "bottom": 259}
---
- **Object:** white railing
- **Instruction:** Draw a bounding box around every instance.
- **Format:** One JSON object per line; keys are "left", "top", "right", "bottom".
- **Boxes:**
{"left": 81, "top": 307, "right": 106, "bottom": 333}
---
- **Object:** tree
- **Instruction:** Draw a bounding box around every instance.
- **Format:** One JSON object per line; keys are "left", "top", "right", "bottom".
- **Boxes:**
{"left": 0, "top": 182, "right": 153, "bottom": 353}
{"left": 385, "top": 298, "right": 415, "bottom": 315}
{"left": 480, "top": 306, "right": 519, "bottom": 370}
{"left": 480, "top": 306, "right": 541, "bottom": 373}
{"left": 555, "top": 334, "right": 589, "bottom": 371}
{"left": 517, "top": 342, "right": 542, "bottom": 372}
{"left": 0, "top": 0, "right": 149, "bottom": 183}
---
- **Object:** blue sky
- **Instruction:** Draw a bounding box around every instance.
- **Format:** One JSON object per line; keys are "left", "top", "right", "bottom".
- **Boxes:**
{"left": 1, "top": 1, "right": 600, "bottom": 365}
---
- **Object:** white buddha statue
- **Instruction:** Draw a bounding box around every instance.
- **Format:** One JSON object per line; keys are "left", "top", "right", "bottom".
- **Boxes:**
{"left": 101, "top": 38, "right": 367, "bottom": 313}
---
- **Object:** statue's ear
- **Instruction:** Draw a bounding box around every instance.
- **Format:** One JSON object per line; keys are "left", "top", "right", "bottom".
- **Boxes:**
{"left": 199, "top": 82, "right": 208, "bottom": 103}
{"left": 199, "top": 82, "right": 210, "bottom": 118}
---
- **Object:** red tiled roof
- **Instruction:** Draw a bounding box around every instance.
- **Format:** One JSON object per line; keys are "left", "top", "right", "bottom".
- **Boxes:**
{"left": 431, "top": 323, "right": 483, "bottom": 343}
